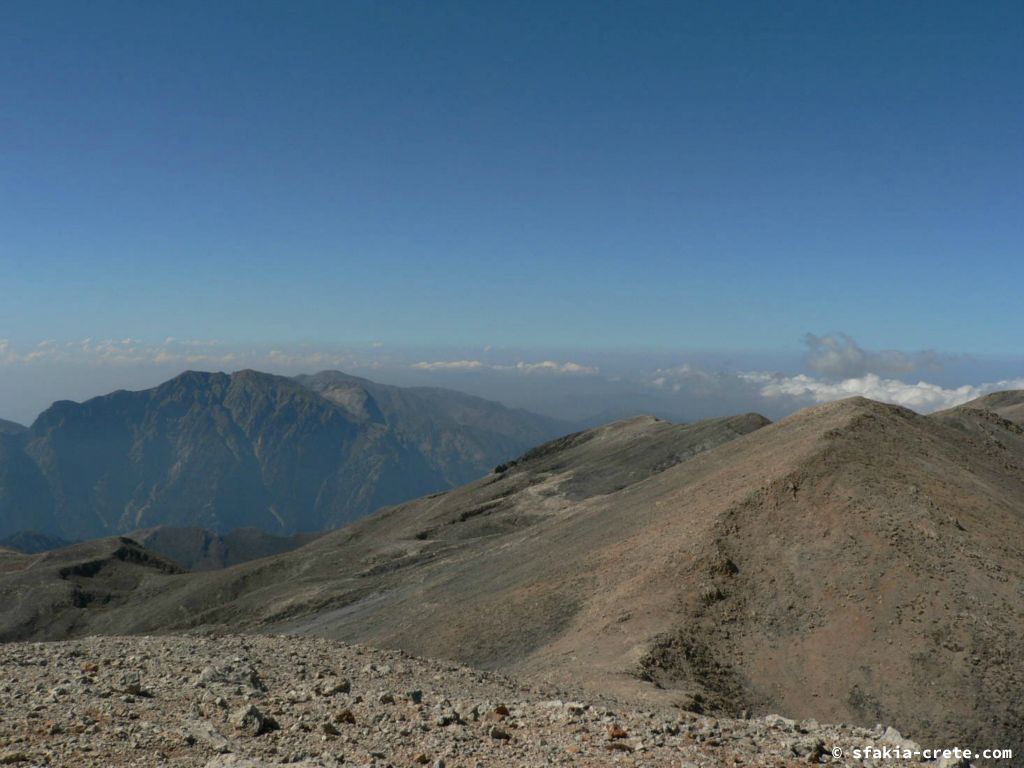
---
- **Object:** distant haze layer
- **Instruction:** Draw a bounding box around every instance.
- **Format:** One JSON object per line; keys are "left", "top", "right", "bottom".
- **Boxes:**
{"left": 1, "top": 334, "right": 1022, "bottom": 427}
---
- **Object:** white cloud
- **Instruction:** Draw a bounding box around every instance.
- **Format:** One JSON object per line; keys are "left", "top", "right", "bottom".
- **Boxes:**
{"left": 411, "top": 359, "right": 598, "bottom": 375}
{"left": 499, "top": 360, "right": 600, "bottom": 375}
{"left": 803, "top": 332, "right": 942, "bottom": 380}
{"left": 804, "top": 333, "right": 869, "bottom": 378}
{"left": 747, "top": 372, "right": 1024, "bottom": 413}
{"left": 648, "top": 355, "right": 1024, "bottom": 416}
{"left": 650, "top": 364, "right": 717, "bottom": 391}
{"left": 411, "top": 360, "right": 485, "bottom": 370}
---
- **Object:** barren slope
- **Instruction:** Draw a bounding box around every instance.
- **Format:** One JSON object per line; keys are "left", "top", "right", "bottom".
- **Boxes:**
{"left": 954, "top": 390, "right": 1024, "bottom": 426}
{"left": 0, "top": 537, "right": 184, "bottom": 642}
{"left": 0, "top": 412, "right": 768, "bottom": 650}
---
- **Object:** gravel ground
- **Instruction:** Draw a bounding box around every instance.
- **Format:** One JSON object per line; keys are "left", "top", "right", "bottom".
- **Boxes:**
{"left": 0, "top": 634, "right": 941, "bottom": 768}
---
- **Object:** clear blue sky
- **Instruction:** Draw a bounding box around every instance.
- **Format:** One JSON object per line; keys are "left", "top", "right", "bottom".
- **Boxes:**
{"left": 1, "top": 0, "right": 1021, "bottom": 353}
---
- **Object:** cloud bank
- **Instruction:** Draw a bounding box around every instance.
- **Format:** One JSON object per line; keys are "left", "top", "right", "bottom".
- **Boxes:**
{"left": 646, "top": 334, "right": 1023, "bottom": 416}
{"left": 411, "top": 360, "right": 485, "bottom": 370}
{"left": 742, "top": 371, "right": 1019, "bottom": 413}
{"left": 413, "top": 359, "right": 599, "bottom": 375}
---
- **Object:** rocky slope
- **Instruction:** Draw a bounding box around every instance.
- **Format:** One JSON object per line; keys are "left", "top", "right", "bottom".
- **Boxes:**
{"left": 957, "top": 390, "right": 1024, "bottom": 425}
{"left": 0, "top": 634, "right": 938, "bottom": 768}
{"left": 1, "top": 395, "right": 1022, "bottom": 751}
{"left": 0, "top": 369, "right": 565, "bottom": 540}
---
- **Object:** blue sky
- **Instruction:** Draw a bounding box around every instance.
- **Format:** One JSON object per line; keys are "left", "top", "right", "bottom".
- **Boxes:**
{"left": 1, "top": 1, "right": 1022, "bottom": 422}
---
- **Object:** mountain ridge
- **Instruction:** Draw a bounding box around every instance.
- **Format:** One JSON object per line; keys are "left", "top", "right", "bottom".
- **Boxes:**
{"left": 0, "top": 369, "right": 566, "bottom": 540}
{"left": 0, "top": 418, "right": 26, "bottom": 435}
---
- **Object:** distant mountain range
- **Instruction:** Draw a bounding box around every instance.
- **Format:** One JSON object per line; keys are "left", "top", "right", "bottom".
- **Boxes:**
{"left": 0, "top": 369, "right": 566, "bottom": 540}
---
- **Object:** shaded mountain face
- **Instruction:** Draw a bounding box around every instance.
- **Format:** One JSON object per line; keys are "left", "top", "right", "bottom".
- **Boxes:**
{"left": 3, "top": 394, "right": 1023, "bottom": 749}
{"left": 0, "top": 530, "right": 70, "bottom": 554}
{"left": 0, "top": 432, "right": 57, "bottom": 535}
{"left": 0, "top": 419, "right": 26, "bottom": 436}
{"left": 0, "top": 369, "right": 565, "bottom": 540}
{"left": 294, "top": 371, "right": 563, "bottom": 486}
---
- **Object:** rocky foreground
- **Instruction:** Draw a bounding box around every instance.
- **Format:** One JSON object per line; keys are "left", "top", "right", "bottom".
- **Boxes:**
{"left": 0, "top": 635, "right": 941, "bottom": 768}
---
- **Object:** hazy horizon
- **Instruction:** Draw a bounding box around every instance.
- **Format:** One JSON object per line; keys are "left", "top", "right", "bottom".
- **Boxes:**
{"left": 2, "top": 333, "right": 1023, "bottom": 427}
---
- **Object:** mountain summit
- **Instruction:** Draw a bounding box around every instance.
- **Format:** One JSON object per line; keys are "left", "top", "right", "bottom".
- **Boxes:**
{"left": 0, "top": 370, "right": 565, "bottom": 540}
